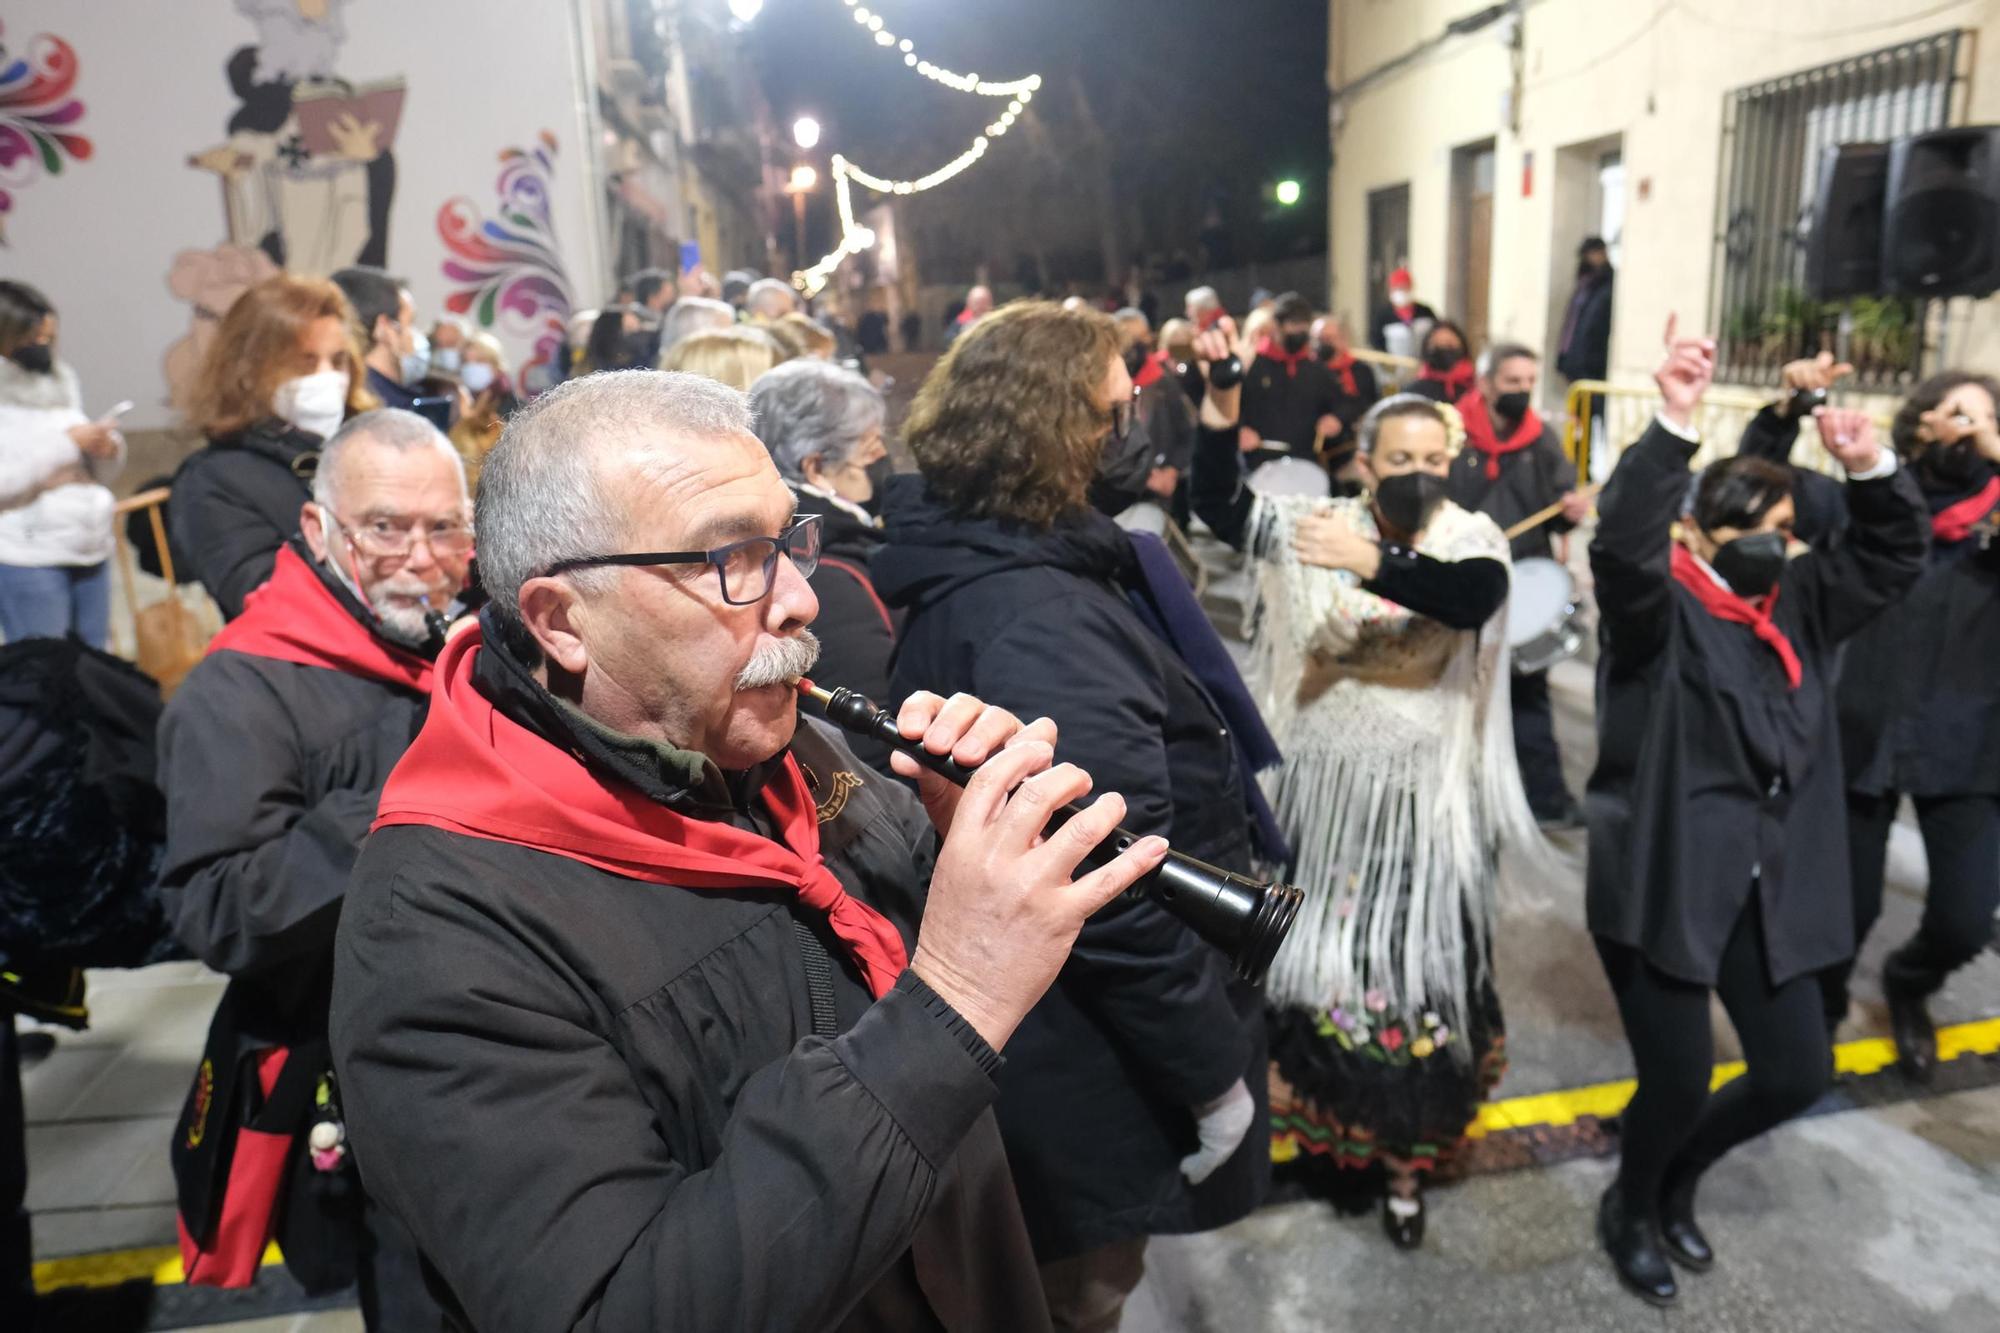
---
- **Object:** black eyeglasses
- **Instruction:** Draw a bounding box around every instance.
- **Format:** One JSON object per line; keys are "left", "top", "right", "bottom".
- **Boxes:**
{"left": 542, "top": 513, "right": 822, "bottom": 605}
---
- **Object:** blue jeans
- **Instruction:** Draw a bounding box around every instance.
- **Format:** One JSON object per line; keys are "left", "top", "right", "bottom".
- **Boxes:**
{"left": 0, "top": 561, "right": 111, "bottom": 650}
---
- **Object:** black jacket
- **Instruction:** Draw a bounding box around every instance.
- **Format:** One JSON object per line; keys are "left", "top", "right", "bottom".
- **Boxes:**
{"left": 1241, "top": 353, "right": 1341, "bottom": 460}
{"left": 1446, "top": 422, "right": 1577, "bottom": 563}
{"left": 792, "top": 489, "right": 898, "bottom": 770}
{"left": 169, "top": 419, "right": 322, "bottom": 619}
{"left": 156, "top": 556, "right": 428, "bottom": 1050}
{"left": 1323, "top": 357, "right": 1381, "bottom": 454}
{"left": 330, "top": 637, "right": 1049, "bottom": 1333}
{"left": 1735, "top": 406, "right": 1850, "bottom": 548}
{"left": 1136, "top": 371, "right": 1198, "bottom": 475}
{"left": 1555, "top": 270, "right": 1614, "bottom": 383}
{"left": 1585, "top": 422, "right": 1927, "bottom": 986}
{"left": 870, "top": 476, "right": 1268, "bottom": 1260}
{"left": 1838, "top": 461, "right": 2000, "bottom": 797}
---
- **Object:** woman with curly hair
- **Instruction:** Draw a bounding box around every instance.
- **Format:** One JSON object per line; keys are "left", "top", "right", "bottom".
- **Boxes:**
{"left": 1820, "top": 369, "right": 2000, "bottom": 1075}
{"left": 872, "top": 299, "right": 1275, "bottom": 1332}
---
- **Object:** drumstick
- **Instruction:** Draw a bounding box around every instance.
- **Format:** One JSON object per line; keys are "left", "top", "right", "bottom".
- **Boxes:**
{"left": 1504, "top": 483, "right": 1603, "bottom": 541}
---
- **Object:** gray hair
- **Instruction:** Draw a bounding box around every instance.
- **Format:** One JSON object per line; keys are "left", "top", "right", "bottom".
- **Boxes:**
{"left": 746, "top": 278, "right": 799, "bottom": 320}
{"left": 659, "top": 296, "right": 737, "bottom": 354}
{"left": 312, "top": 408, "right": 466, "bottom": 508}
{"left": 1111, "top": 307, "right": 1149, "bottom": 330}
{"left": 1185, "top": 285, "right": 1220, "bottom": 313}
{"left": 748, "top": 359, "right": 885, "bottom": 483}
{"left": 1356, "top": 393, "right": 1454, "bottom": 457}
{"left": 1477, "top": 340, "right": 1538, "bottom": 378}
{"left": 476, "top": 369, "right": 755, "bottom": 656}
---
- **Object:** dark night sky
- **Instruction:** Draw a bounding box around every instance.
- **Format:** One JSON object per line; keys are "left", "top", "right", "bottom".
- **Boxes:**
{"left": 746, "top": 0, "right": 1330, "bottom": 270}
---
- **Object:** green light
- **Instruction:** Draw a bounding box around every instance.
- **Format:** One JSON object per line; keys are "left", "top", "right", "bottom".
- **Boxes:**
{"left": 1275, "top": 179, "right": 1302, "bottom": 206}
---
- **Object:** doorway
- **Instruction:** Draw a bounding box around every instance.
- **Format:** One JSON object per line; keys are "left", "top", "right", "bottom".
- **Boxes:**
{"left": 1449, "top": 140, "right": 1496, "bottom": 355}
{"left": 1365, "top": 183, "right": 1410, "bottom": 348}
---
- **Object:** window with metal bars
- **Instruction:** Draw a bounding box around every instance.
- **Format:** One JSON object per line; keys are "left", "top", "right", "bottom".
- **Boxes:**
{"left": 1709, "top": 31, "right": 1967, "bottom": 389}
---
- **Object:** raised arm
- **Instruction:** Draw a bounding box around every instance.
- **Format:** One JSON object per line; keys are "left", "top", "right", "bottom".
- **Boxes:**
{"left": 1789, "top": 407, "right": 1928, "bottom": 644}
{"left": 1187, "top": 317, "right": 1257, "bottom": 549}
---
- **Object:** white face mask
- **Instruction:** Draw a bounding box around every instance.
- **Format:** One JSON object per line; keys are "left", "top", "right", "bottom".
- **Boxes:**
{"left": 273, "top": 371, "right": 350, "bottom": 441}
{"left": 1389, "top": 288, "right": 1412, "bottom": 307}
{"left": 430, "top": 345, "right": 463, "bottom": 375}
{"left": 459, "top": 361, "right": 495, "bottom": 394}
{"left": 400, "top": 330, "right": 431, "bottom": 385}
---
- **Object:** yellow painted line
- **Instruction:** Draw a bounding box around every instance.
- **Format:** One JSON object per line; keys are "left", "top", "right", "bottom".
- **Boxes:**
{"left": 33, "top": 1240, "right": 282, "bottom": 1293}
{"left": 1467, "top": 1014, "right": 2000, "bottom": 1140}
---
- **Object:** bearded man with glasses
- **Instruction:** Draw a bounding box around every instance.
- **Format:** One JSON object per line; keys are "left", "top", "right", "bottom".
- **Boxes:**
{"left": 158, "top": 407, "right": 471, "bottom": 1327}
{"left": 327, "top": 369, "right": 1167, "bottom": 1331}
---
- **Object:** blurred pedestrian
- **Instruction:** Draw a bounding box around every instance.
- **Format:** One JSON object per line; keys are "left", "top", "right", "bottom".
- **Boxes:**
{"left": 1371, "top": 266, "right": 1437, "bottom": 355}
{"left": 331, "top": 267, "right": 425, "bottom": 411}
{"left": 663, "top": 326, "right": 786, "bottom": 392}
{"left": 1555, "top": 238, "right": 1615, "bottom": 388}
{"left": 449, "top": 331, "right": 519, "bottom": 491}
{"left": 427, "top": 314, "right": 472, "bottom": 377}
{"left": 1312, "top": 313, "right": 1381, "bottom": 451}
{"left": 1238, "top": 292, "right": 1343, "bottom": 469}
{"left": 658, "top": 296, "right": 737, "bottom": 356}
{"left": 174, "top": 274, "right": 375, "bottom": 618}
{"left": 949, "top": 284, "right": 994, "bottom": 343}
{"left": 1408, "top": 320, "right": 1475, "bottom": 406}
{"left": 1112, "top": 307, "right": 1197, "bottom": 522}
{"left": 0, "top": 281, "right": 125, "bottom": 648}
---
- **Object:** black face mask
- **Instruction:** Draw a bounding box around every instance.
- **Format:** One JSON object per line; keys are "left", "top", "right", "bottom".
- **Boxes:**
{"left": 1424, "top": 347, "right": 1464, "bottom": 372}
{"left": 1312, "top": 341, "right": 1337, "bottom": 362}
{"left": 1710, "top": 530, "right": 1788, "bottom": 598}
{"left": 861, "top": 456, "right": 895, "bottom": 516}
{"left": 1493, "top": 390, "right": 1532, "bottom": 421}
{"left": 8, "top": 343, "right": 53, "bottom": 375}
{"left": 1374, "top": 471, "right": 1449, "bottom": 537}
{"left": 1920, "top": 440, "right": 1984, "bottom": 491}
{"left": 1089, "top": 414, "right": 1158, "bottom": 517}
{"left": 1281, "top": 330, "right": 1311, "bottom": 355}
{"left": 1121, "top": 342, "right": 1150, "bottom": 376}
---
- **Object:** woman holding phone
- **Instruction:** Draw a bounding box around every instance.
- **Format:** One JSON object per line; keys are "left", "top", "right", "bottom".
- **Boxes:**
{"left": 0, "top": 281, "right": 126, "bottom": 648}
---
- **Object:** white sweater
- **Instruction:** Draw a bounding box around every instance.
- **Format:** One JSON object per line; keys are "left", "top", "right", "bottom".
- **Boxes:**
{"left": 0, "top": 359, "right": 123, "bottom": 567}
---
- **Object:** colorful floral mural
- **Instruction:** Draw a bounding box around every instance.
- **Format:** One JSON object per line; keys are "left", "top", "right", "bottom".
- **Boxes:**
{"left": 0, "top": 21, "right": 93, "bottom": 242}
{"left": 438, "top": 131, "right": 574, "bottom": 395}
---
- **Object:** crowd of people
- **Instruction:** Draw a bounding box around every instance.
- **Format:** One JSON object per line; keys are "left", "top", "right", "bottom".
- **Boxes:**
{"left": 1, "top": 236, "right": 1996, "bottom": 1331}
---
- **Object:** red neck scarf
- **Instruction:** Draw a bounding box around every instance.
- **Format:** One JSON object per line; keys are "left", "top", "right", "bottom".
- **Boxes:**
{"left": 373, "top": 630, "right": 910, "bottom": 998}
{"left": 207, "top": 545, "right": 434, "bottom": 693}
{"left": 1195, "top": 307, "right": 1225, "bottom": 333}
{"left": 1670, "top": 543, "right": 1802, "bottom": 689}
{"left": 1416, "top": 358, "right": 1475, "bottom": 402}
{"left": 1392, "top": 303, "right": 1416, "bottom": 325}
{"left": 1132, "top": 349, "right": 1169, "bottom": 389}
{"left": 1256, "top": 336, "right": 1312, "bottom": 379}
{"left": 1324, "top": 348, "right": 1358, "bottom": 397}
{"left": 1459, "top": 389, "right": 1544, "bottom": 481}
{"left": 1931, "top": 477, "right": 2000, "bottom": 544}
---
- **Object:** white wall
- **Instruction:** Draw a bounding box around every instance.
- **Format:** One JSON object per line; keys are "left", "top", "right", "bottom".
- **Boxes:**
{"left": 3, "top": 0, "right": 606, "bottom": 430}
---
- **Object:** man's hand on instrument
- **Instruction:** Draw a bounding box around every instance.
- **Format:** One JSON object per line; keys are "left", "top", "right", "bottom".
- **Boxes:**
{"left": 891, "top": 691, "right": 1057, "bottom": 838}
{"left": 1294, "top": 508, "right": 1381, "bottom": 580}
{"left": 1813, "top": 406, "right": 1884, "bottom": 475}
{"left": 1654, "top": 314, "right": 1716, "bottom": 432}
{"left": 1559, "top": 489, "right": 1593, "bottom": 524}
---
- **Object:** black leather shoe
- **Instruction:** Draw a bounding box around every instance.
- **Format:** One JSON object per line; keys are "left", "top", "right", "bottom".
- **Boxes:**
{"left": 1659, "top": 1172, "right": 1714, "bottom": 1272}
{"left": 1381, "top": 1192, "right": 1426, "bottom": 1250}
{"left": 1885, "top": 981, "right": 1938, "bottom": 1084}
{"left": 1598, "top": 1187, "right": 1676, "bottom": 1307}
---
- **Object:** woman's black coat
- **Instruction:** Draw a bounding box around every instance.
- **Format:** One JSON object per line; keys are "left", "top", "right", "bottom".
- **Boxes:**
{"left": 790, "top": 489, "right": 898, "bottom": 770}
{"left": 169, "top": 419, "right": 322, "bottom": 618}
{"left": 1585, "top": 421, "right": 1927, "bottom": 986}
{"left": 871, "top": 475, "right": 1268, "bottom": 1261}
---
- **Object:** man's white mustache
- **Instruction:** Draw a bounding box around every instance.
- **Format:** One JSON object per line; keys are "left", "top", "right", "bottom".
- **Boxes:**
{"left": 736, "top": 632, "right": 820, "bottom": 690}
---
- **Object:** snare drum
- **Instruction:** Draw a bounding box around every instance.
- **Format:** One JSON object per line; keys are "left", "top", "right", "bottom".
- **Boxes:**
{"left": 1506, "top": 557, "right": 1584, "bottom": 675}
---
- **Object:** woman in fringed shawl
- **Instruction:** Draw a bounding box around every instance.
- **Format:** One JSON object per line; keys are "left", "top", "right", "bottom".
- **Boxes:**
{"left": 1190, "top": 319, "right": 1546, "bottom": 1249}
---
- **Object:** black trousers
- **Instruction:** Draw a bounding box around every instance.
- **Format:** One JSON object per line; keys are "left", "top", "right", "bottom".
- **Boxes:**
{"left": 1510, "top": 670, "right": 1569, "bottom": 817}
{"left": 1595, "top": 902, "right": 1831, "bottom": 1216}
{"left": 1829, "top": 792, "right": 2000, "bottom": 1016}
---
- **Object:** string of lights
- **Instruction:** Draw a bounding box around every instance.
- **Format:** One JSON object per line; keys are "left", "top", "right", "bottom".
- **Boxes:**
{"left": 839, "top": 0, "right": 1043, "bottom": 98}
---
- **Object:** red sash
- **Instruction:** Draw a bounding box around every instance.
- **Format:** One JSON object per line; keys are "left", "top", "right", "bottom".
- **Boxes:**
{"left": 1324, "top": 350, "right": 1359, "bottom": 397}
{"left": 1256, "top": 337, "right": 1312, "bottom": 380}
{"left": 1415, "top": 358, "right": 1475, "bottom": 403}
{"left": 373, "top": 629, "right": 910, "bottom": 998}
{"left": 1459, "top": 390, "right": 1545, "bottom": 481}
{"left": 1931, "top": 476, "right": 2000, "bottom": 544}
{"left": 207, "top": 545, "right": 433, "bottom": 693}
{"left": 1132, "top": 349, "right": 1169, "bottom": 389}
{"left": 1670, "top": 544, "right": 1802, "bottom": 689}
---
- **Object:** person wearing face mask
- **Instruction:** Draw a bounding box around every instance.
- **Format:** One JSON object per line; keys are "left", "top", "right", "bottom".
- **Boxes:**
{"left": 1408, "top": 320, "right": 1476, "bottom": 406}
{"left": 1371, "top": 266, "right": 1438, "bottom": 355}
{"left": 1448, "top": 343, "right": 1590, "bottom": 827}
{"left": 1820, "top": 370, "right": 2000, "bottom": 1079}
{"left": 446, "top": 332, "right": 520, "bottom": 492}
{"left": 873, "top": 301, "right": 1274, "bottom": 1331}
{"left": 1112, "top": 307, "right": 1198, "bottom": 524}
{"left": 175, "top": 274, "right": 376, "bottom": 619}
{"left": 332, "top": 267, "right": 425, "bottom": 411}
{"left": 1555, "top": 237, "right": 1616, "bottom": 389}
{"left": 1238, "top": 292, "right": 1345, "bottom": 472}
{"left": 158, "top": 409, "right": 470, "bottom": 1328}
{"left": 1585, "top": 319, "right": 1926, "bottom": 1308}
{"left": 1191, "top": 321, "right": 1544, "bottom": 1251}
{"left": 0, "top": 281, "right": 125, "bottom": 648}
{"left": 427, "top": 315, "right": 472, "bottom": 378}
{"left": 1311, "top": 313, "right": 1381, "bottom": 450}
{"left": 749, "top": 359, "right": 899, "bottom": 771}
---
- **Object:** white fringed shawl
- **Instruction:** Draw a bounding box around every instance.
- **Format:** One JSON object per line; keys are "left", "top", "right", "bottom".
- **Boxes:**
{"left": 1246, "top": 494, "right": 1544, "bottom": 1049}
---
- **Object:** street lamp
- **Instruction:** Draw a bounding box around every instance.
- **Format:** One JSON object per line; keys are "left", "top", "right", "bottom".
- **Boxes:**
{"left": 793, "top": 116, "right": 821, "bottom": 151}
{"left": 1274, "top": 178, "right": 1303, "bottom": 207}
{"left": 786, "top": 165, "right": 818, "bottom": 270}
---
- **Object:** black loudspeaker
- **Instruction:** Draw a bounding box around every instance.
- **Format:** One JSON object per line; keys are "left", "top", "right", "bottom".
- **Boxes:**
{"left": 1804, "top": 143, "right": 1890, "bottom": 300}
{"left": 1882, "top": 125, "right": 2000, "bottom": 299}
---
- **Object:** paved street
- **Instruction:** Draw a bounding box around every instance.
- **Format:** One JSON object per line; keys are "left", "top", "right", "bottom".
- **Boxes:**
{"left": 22, "top": 553, "right": 2000, "bottom": 1331}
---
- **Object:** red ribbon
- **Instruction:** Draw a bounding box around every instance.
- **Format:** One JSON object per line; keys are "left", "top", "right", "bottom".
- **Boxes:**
{"left": 1670, "top": 543, "right": 1802, "bottom": 690}
{"left": 1931, "top": 477, "right": 2000, "bottom": 544}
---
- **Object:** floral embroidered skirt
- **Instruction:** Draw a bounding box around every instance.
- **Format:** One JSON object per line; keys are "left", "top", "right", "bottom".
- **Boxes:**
{"left": 1267, "top": 976, "right": 1506, "bottom": 1207}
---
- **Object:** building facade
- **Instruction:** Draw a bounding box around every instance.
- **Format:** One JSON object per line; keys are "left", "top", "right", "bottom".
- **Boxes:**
{"left": 1325, "top": 0, "right": 1999, "bottom": 410}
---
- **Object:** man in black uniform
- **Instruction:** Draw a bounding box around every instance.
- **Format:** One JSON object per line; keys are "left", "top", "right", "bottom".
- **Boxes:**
{"left": 1446, "top": 343, "right": 1590, "bottom": 825}
{"left": 1239, "top": 292, "right": 1342, "bottom": 472}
